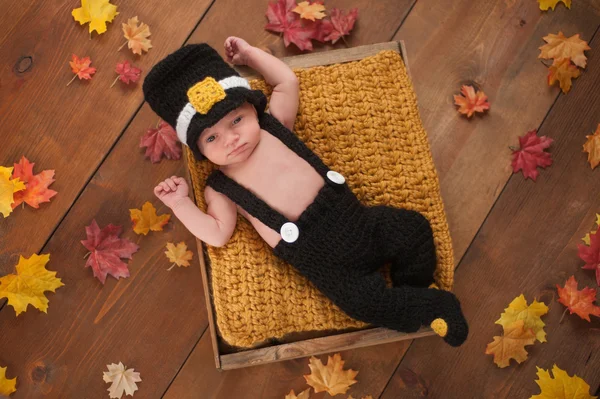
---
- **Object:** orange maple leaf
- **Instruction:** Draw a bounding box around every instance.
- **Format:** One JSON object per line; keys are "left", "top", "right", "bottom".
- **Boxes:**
{"left": 129, "top": 201, "right": 170, "bottom": 235}
{"left": 284, "top": 388, "right": 311, "bottom": 399}
{"left": 556, "top": 276, "right": 600, "bottom": 322}
{"left": 453, "top": 85, "right": 490, "bottom": 118}
{"left": 547, "top": 57, "right": 580, "bottom": 94}
{"left": 537, "top": 0, "right": 571, "bottom": 11}
{"left": 583, "top": 123, "right": 600, "bottom": 169}
{"left": 118, "top": 16, "right": 152, "bottom": 55}
{"left": 67, "top": 54, "right": 96, "bottom": 86}
{"left": 293, "top": 1, "right": 327, "bottom": 21}
{"left": 539, "top": 31, "right": 590, "bottom": 68}
{"left": 485, "top": 319, "right": 535, "bottom": 368}
{"left": 11, "top": 156, "right": 57, "bottom": 209}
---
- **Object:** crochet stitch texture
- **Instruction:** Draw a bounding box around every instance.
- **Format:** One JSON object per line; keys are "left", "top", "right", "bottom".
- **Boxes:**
{"left": 188, "top": 49, "right": 458, "bottom": 348}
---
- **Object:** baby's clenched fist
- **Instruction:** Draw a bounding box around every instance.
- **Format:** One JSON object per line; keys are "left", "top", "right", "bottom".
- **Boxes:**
{"left": 154, "top": 176, "right": 189, "bottom": 209}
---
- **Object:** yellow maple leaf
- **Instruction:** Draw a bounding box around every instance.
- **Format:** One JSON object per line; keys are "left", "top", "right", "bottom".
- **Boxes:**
{"left": 118, "top": 16, "right": 152, "bottom": 55}
{"left": 285, "top": 388, "right": 311, "bottom": 399}
{"left": 547, "top": 57, "right": 580, "bottom": 94}
{"left": 0, "top": 253, "right": 64, "bottom": 316}
{"left": 582, "top": 213, "right": 600, "bottom": 245}
{"left": 304, "top": 353, "right": 358, "bottom": 396}
{"left": 495, "top": 294, "right": 548, "bottom": 343}
{"left": 537, "top": 0, "right": 571, "bottom": 11}
{"left": 0, "top": 166, "right": 26, "bottom": 218}
{"left": 583, "top": 124, "right": 600, "bottom": 169}
{"left": 292, "top": 1, "right": 327, "bottom": 21}
{"left": 72, "top": 0, "right": 119, "bottom": 36}
{"left": 530, "top": 364, "right": 597, "bottom": 399}
{"left": 165, "top": 242, "right": 193, "bottom": 271}
{"left": 485, "top": 320, "right": 535, "bottom": 368}
{"left": 0, "top": 366, "right": 17, "bottom": 396}
{"left": 129, "top": 201, "right": 170, "bottom": 235}
{"left": 539, "top": 32, "right": 590, "bottom": 68}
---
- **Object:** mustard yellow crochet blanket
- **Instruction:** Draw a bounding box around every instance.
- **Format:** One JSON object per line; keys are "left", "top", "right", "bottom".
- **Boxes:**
{"left": 186, "top": 49, "right": 454, "bottom": 349}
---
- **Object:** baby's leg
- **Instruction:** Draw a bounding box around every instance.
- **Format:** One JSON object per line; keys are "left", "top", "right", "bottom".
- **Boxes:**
{"left": 372, "top": 206, "right": 437, "bottom": 287}
{"left": 325, "top": 271, "right": 468, "bottom": 346}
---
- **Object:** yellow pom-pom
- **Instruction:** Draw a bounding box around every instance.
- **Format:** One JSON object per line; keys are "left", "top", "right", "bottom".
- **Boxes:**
{"left": 431, "top": 318, "right": 448, "bottom": 337}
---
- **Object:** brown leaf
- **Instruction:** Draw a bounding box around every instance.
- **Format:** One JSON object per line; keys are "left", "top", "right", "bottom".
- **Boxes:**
{"left": 485, "top": 320, "right": 535, "bottom": 368}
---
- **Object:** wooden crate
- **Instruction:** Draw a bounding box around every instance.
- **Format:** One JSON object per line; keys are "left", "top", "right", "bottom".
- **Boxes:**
{"left": 183, "top": 41, "right": 438, "bottom": 371}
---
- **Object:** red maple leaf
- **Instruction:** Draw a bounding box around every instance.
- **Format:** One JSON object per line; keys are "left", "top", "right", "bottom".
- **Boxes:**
{"left": 557, "top": 275, "right": 600, "bottom": 321}
{"left": 265, "top": 0, "right": 357, "bottom": 51}
{"left": 140, "top": 120, "right": 182, "bottom": 163}
{"left": 510, "top": 129, "right": 554, "bottom": 181}
{"left": 80, "top": 219, "right": 140, "bottom": 284}
{"left": 321, "top": 7, "right": 358, "bottom": 45}
{"left": 111, "top": 61, "right": 142, "bottom": 88}
{"left": 11, "top": 156, "right": 57, "bottom": 209}
{"left": 578, "top": 232, "right": 600, "bottom": 286}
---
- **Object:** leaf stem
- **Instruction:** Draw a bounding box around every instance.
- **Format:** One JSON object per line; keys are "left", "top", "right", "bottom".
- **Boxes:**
{"left": 84, "top": 251, "right": 91, "bottom": 259}
{"left": 167, "top": 263, "right": 176, "bottom": 271}
{"left": 117, "top": 41, "right": 128, "bottom": 52}
{"left": 110, "top": 76, "right": 120, "bottom": 88}
{"left": 66, "top": 74, "right": 77, "bottom": 87}
{"left": 559, "top": 307, "right": 568, "bottom": 324}
{"left": 508, "top": 146, "right": 519, "bottom": 151}
{"left": 341, "top": 36, "right": 349, "bottom": 47}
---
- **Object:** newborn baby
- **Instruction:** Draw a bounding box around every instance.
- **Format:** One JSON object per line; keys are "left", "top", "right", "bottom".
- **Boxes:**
{"left": 143, "top": 37, "right": 468, "bottom": 346}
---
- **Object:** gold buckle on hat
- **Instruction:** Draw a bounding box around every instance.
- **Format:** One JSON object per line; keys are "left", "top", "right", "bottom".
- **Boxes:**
{"left": 187, "top": 77, "right": 226, "bottom": 114}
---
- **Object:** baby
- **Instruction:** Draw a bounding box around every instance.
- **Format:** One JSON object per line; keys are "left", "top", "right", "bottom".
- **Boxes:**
{"left": 143, "top": 37, "right": 468, "bottom": 346}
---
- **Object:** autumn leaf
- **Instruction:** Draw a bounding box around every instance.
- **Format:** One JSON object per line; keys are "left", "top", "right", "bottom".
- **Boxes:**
{"left": 556, "top": 276, "right": 600, "bottom": 321}
{"left": 453, "top": 85, "right": 490, "bottom": 118}
{"left": 539, "top": 31, "right": 590, "bottom": 68}
{"left": 548, "top": 57, "right": 581, "bottom": 94}
{"left": 0, "top": 366, "right": 17, "bottom": 397}
{"left": 118, "top": 16, "right": 152, "bottom": 55}
{"left": 103, "top": 362, "right": 141, "bottom": 399}
{"left": 495, "top": 294, "right": 548, "bottom": 343}
{"left": 266, "top": 0, "right": 318, "bottom": 51}
{"left": 578, "top": 231, "right": 600, "bottom": 286}
{"left": 285, "top": 388, "right": 311, "bottom": 399}
{"left": 81, "top": 219, "right": 140, "bottom": 284}
{"left": 510, "top": 129, "right": 553, "bottom": 181}
{"left": 67, "top": 54, "right": 97, "bottom": 86}
{"left": 293, "top": 1, "right": 326, "bottom": 21}
{"left": 140, "top": 120, "right": 182, "bottom": 163}
{"left": 0, "top": 253, "right": 64, "bottom": 316}
{"left": 72, "top": 0, "right": 119, "bottom": 36}
{"left": 304, "top": 353, "right": 358, "bottom": 395}
{"left": 11, "top": 156, "right": 57, "bottom": 209}
{"left": 130, "top": 201, "right": 170, "bottom": 235}
{"left": 582, "top": 214, "right": 600, "bottom": 245}
{"left": 0, "top": 166, "right": 26, "bottom": 218}
{"left": 583, "top": 123, "right": 600, "bottom": 169}
{"left": 320, "top": 7, "right": 358, "bottom": 45}
{"left": 530, "top": 364, "right": 597, "bottom": 399}
{"left": 165, "top": 242, "right": 193, "bottom": 271}
{"left": 538, "top": 0, "right": 571, "bottom": 11}
{"left": 485, "top": 320, "right": 535, "bottom": 368}
{"left": 111, "top": 61, "right": 142, "bottom": 88}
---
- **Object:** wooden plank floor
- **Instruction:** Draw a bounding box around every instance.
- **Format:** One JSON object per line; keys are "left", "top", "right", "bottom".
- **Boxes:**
{"left": 1, "top": 0, "right": 599, "bottom": 397}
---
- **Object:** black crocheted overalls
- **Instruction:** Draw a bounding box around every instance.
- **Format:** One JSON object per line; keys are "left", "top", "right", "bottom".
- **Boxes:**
{"left": 206, "top": 113, "right": 468, "bottom": 346}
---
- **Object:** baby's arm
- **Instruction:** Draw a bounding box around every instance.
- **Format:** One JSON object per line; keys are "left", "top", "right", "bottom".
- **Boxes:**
{"left": 154, "top": 176, "right": 236, "bottom": 247}
{"left": 225, "top": 37, "right": 299, "bottom": 130}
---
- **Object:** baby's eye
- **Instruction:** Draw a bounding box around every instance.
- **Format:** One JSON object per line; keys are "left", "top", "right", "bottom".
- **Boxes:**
{"left": 206, "top": 135, "right": 216, "bottom": 143}
{"left": 232, "top": 116, "right": 242, "bottom": 125}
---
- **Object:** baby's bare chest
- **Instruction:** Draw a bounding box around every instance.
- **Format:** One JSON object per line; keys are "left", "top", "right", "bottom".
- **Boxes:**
{"left": 225, "top": 133, "right": 324, "bottom": 247}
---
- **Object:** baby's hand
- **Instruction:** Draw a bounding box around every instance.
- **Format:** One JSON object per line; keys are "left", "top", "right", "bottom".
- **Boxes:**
{"left": 224, "top": 36, "right": 253, "bottom": 66}
{"left": 154, "top": 176, "right": 189, "bottom": 209}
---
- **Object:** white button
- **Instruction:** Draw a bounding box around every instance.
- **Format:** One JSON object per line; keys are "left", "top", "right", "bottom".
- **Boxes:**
{"left": 327, "top": 170, "right": 345, "bottom": 184}
{"left": 280, "top": 222, "right": 299, "bottom": 243}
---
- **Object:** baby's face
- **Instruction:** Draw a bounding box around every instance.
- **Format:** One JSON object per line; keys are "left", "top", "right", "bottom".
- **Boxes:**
{"left": 196, "top": 101, "right": 260, "bottom": 166}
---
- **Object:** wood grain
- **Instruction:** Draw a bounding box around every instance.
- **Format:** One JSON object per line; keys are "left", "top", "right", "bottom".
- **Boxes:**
{"left": 384, "top": 27, "right": 600, "bottom": 399}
